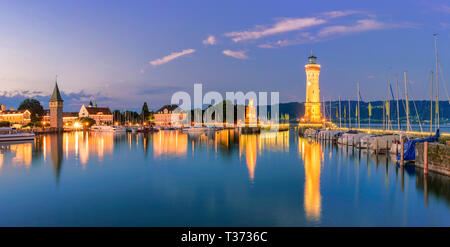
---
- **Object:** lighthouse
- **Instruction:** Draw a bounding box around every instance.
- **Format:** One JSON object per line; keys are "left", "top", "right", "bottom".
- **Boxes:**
{"left": 303, "top": 54, "right": 322, "bottom": 123}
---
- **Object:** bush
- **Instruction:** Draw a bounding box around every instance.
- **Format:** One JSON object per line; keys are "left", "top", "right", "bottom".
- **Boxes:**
{"left": 0, "top": 121, "right": 11, "bottom": 127}
{"left": 78, "top": 117, "right": 96, "bottom": 128}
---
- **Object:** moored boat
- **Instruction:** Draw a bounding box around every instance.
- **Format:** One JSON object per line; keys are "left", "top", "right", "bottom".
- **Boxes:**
{"left": 112, "top": 126, "right": 127, "bottom": 132}
{"left": 337, "top": 131, "right": 366, "bottom": 145}
{"left": 182, "top": 126, "right": 209, "bottom": 133}
{"left": 90, "top": 125, "right": 114, "bottom": 132}
{"left": 359, "top": 134, "right": 377, "bottom": 149}
{"left": 368, "top": 134, "right": 399, "bottom": 153}
{"left": 0, "top": 127, "right": 35, "bottom": 142}
{"left": 136, "top": 126, "right": 159, "bottom": 133}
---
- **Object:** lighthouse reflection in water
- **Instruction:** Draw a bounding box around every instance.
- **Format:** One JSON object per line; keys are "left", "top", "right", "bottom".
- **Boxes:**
{"left": 0, "top": 129, "right": 449, "bottom": 226}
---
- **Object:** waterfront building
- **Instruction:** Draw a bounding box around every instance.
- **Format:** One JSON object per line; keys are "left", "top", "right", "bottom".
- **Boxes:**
{"left": 245, "top": 98, "right": 257, "bottom": 127}
{"left": 302, "top": 54, "right": 322, "bottom": 123}
{"left": 49, "top": 82, "right": 64, "bottom": 130}
{"left": 154, "top": 104, "right": 186, "bottom": 127}
{"left": 78, "top": 104, "right": 113, "bottom": 125}
{"left": 42, "top": 111, "right": 79, "bottom": 126}
{"left": 0, "top": 109, "right": 31, "bottom": 125}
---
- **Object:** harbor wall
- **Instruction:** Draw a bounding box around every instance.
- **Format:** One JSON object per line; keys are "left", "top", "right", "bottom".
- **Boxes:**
{"left": 416, "top": 142, "right": 450, "bottom": 176}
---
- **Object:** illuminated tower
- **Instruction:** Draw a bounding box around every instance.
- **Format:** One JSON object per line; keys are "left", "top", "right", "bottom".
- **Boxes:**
{"left": 49, "top": 80, "right": 64, "bottom": 130}
{"left": 303, "top": 54, "right": 322, "bottom": 122}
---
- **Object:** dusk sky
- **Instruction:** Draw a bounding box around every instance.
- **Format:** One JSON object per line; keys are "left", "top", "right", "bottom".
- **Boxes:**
{"left": 1, "top": 0, "right": 449, "bottom": 111}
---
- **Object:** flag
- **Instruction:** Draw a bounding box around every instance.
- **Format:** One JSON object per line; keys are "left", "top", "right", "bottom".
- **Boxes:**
{"left": 355, "top": 107, "right": 358, "bottom": 117}
{"left": 436, "top": 98, "right": 439, "bottom": 114}
{"left": 344, "top": 108, "right": 346, "bottom": 118}
{"left": 368, "top": 103, "right": 372, "bottom": 117}
{"left": 336, "top": 109, "right": 338, "bottom": 118}
{"left": 386, "top": 101, "right": 390, "bottom": 116}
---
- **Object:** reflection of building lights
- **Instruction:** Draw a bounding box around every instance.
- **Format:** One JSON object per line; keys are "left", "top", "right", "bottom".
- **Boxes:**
{"left": 298, "top": 138, "right": 322, "bottom": 222}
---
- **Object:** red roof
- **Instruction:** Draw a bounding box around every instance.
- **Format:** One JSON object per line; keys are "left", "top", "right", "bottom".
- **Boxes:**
{"left": 85, "top": 107, "right": 112, "bottom": 115}
{"left": 63, "top": 112, "right": 78, "bottom": 117}
{"left": 43, "top": 110, "right": 79, "bottom": 117}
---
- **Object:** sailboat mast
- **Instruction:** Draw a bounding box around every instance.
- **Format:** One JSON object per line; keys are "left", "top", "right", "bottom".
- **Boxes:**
{"left": 329, "top": 99, "right": 332, "bottom": 123}
{"left": 348, "top": 100, "right": 351, "bottom": 129}
{"left": 434, "top": 34, "right": 440, "bottom": 129}
{"left": 396, "top": 76, "right": 400, "bottom": 131}
{"left": 387, "top": 71, "right": 391, "bottom": 131}
{"left": 383, "top": 97, "right": 385, "bottom": 131}
{"left": 430, "top": 71, "right": 433, "bottom": 134}
{"left": 404, "top": 71, "right": 410, "bottom": 132}
{"left": 357, "top": 82, "right": 360, "bottom": 129}
{"left": 339, "top": 96, "right": 342, "bottom": 128}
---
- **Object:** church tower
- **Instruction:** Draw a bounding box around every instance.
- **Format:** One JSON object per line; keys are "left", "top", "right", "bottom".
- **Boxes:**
{"left": 303, "top": 54, "right": 322, "bottom": 122}
{"left": 49, "top": 80, "right": 64, "bottom": 130}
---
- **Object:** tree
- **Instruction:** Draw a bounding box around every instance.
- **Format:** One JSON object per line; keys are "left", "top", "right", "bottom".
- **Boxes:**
{"left": 18, "top": 99, "right": 44, "bottom": 122}
{"left": 141, "top": 102, "right": 150, "bottom": 123}
{"left": 0, "top": 121, "right": 11, "bottom": 127}
{"left": 78, "top": 117, "right": 96, "bottom": 128}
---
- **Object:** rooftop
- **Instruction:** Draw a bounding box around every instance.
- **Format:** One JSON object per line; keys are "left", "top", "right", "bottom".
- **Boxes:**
{"left": 50, "top": 82, "right": 63, "bottom": 101}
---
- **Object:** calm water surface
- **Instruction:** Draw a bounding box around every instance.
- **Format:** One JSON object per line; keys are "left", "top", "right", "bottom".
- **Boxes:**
{"left": 0, "top": 129, "right": 449, "bottom": 226}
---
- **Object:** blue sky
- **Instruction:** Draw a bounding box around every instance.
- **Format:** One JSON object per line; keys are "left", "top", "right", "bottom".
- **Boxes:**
{"left": 0, "top": 0, "right": 449, "bottom": 111}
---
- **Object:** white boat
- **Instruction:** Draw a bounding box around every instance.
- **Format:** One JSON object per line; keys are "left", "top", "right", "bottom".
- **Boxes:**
{"left": 127, "top": 127, "right": 138, "bottom": 133}
{"left": 338, "top": 131, "right": 366, "bottom": 146}
{"left": 182, "top": 126, "right": 209, "bottom": 133}
{"left": 90, "top": 125, "right": 114, "bottom": 132}
{"left": 359, "top": 135, "right": 377, "bottom": 149}
{"left": 304, "top": 128, "right": 317, "bottom": 138}
{"left": 0, "top": 127, "right": 35, "bottom": 142}
{"left": 389, "top": 133, "right": 410, "bottom": 154}
{"left": 368, "top": 134, "right": 399, "bottom": 153}
{"left": 318, "top": 129, "right": 341, "bottom": 140}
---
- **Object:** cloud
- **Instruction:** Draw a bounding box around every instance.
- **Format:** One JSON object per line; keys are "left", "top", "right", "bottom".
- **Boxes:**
{"left": 368, "top": 75, "right": 375, "bottom": 79}
{"left": 317, "top": 19, "right": 387, "bottom": 37}
{"left": 258, "top": 19, "right": 412, "bottom": 48}
{"left": 150, "top": 49, "right": 195, "bottom": 66}
{"left": 222, "top": 50, "right": 249, "bottom": 59}
{"left": 136, "top": 86, "right": 187, "bottom": 95}
{"left": 441, "top": 4, "right": 450, "bottom": 13}
{"left": 224, "top": 10, "right": 368, "bottom": 43}
{"left": 202, "top": 35, "right": 217, "bottom": 45}
{"left": 321, "top": 10, "right": 367, "bottom": 19}
{"left": 258, "top": 32, "right": 318, "bottom": 48}
{"left": 225, "top": 17, "right": 326, "bottom": 42}
{"left": 0, "top": 90, "right": 112, "bottom": 111}
{"left": 257, "top": 44, "right": 276, "bottom": 49}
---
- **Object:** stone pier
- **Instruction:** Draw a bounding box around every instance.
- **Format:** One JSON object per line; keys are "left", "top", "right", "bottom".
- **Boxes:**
{"left": 416, "top": 142, "right": 450, "bottom": 176}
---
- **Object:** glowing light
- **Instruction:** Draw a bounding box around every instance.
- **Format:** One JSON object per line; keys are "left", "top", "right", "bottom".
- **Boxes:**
{"left": 74, "top": 122, "right": 81, "bottom": 128}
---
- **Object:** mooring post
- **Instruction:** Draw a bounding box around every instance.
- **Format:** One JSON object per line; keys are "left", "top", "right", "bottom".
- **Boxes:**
{"left": 424, "top": 141, "right": 428, "bottom": 174}
{"left": 386, "top": 141, "right": 389, "bottom": 155}
{"left": 359, "top": 139, "right": 361, "bottom": 156}
{"left": 396, "top": 139, "right": 399, "bottom": 156}
{"left": 375, "top": 139, "right": 378, "bottom": 155}
{"left": 346, "top": 136, "right": 348, "bottom": 151}
{"left": 400, "top": 138, "right": 404, "bottom": 166}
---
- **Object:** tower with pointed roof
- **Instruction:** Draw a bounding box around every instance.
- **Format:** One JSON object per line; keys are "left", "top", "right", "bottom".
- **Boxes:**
{"left": 49, "top": 79, "right": 64, "bottom": 130}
